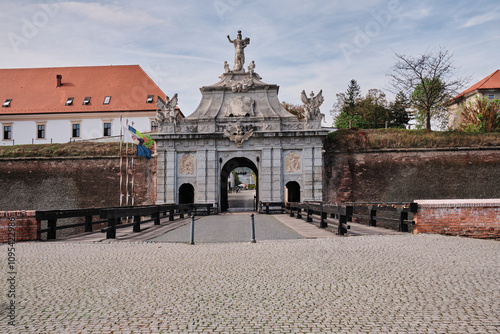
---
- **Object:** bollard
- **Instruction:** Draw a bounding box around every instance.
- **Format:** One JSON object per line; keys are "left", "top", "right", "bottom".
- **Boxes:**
{"left": 251, "top": 213, "right": 256, "bottom": 243}
{"left": 190, "top": 214, "right": 195, "bottom": 245}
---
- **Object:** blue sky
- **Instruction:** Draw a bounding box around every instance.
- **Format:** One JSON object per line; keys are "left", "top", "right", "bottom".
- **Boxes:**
{"left": 1, "top": 0, "right": 499, "bottom": 126}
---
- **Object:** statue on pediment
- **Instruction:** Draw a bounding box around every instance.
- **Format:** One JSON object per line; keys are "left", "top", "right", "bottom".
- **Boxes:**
{"left": 227, "top": 30, "right": 250, "bottom": 71}
{"left": 301, "top": 90, "right": 325, "bottom": 122}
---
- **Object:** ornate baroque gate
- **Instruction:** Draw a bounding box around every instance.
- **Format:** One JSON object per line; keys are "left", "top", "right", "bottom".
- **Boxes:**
{"left": 153, "top": 31, "right": 328, "bottom": 211}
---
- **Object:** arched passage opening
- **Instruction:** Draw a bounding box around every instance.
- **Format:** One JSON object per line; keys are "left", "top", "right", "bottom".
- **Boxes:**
{"left": 285, "top": 181, "right": 301, "bottom": 203}
{"left": 220, "top": 157, "right": 258, "bottom": 212}
{"left": 179, "top": 183, "right": 195, "bottom": 204}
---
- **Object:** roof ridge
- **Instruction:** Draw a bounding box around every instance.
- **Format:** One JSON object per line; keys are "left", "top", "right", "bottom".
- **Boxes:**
{"left": 0, "top": 64, "right": 141, "bottom": 70}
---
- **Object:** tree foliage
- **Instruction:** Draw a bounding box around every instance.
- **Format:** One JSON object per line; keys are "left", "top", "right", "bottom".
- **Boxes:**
{"left": 387, "top": 47, "right": 468, "bottom": 130}
{"left": 457, "top": 96, "right": 500, "bottom": 133}
{"left": 282, "top": 101, "right": 305, "bottom": 119}
{"left": 331, "top": 81, "right": 410, "bottom": 129}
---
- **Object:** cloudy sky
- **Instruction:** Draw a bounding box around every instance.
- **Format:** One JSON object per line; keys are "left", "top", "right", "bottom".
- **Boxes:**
{"left": 1, "top": 0, "right": 499, "bottom": 126}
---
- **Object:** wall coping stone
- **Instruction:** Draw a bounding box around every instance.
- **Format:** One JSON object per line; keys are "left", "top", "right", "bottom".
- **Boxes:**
{"left": 415, "top": 199, "right": 500, "bottom": 208}
{"left": 331, "top": 146, "right": 500, "bottom": 154}
{"left": 0, "top": 210, "right": 36, "bottom": 217}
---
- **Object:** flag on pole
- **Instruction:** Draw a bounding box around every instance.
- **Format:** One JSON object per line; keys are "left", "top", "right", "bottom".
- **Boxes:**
{"left": 123, "top": 125, "right": 154, "bottom": 159}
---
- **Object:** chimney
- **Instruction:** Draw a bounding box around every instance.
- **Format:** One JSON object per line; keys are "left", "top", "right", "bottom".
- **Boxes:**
{"left": 56, "top": 74, "right": 62, "bottom": 87}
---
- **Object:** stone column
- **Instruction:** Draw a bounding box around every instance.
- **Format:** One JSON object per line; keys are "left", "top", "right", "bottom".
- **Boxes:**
{"left": 302, "top": 147, "right": 314, "bottom": 201}
{"left": 156, "top": 150, "right": 166, "bottom": 204}
{"left": 313, "top": 146, "right": 323, "bottom": 201}
{"left": 260, "top": 148, "right": 272, "bottom": 202}
{"left": 165, "top": 150, "right": 177, "bottom": 203}
{"left": 271, "top": 147, "right": 283, "bottom": 202}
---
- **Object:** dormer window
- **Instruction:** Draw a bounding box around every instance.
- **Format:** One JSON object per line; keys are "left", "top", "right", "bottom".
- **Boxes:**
{"left": 146, "top": 95, "right": 154, "bottom": 103}
{"left": 65, "top": 97, "right": 74, "bottom": 106}
{"left": 2, "top": 99, "right": 12, "bottom": 107}
{"left": 103, "top": 96, "right": 111, "bottom": 105}
{"left": 82, "top": 97, "right": 91, "bottom": 105}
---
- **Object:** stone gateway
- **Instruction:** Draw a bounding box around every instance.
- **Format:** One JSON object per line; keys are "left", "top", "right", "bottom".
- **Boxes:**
{"left": 153, "top": 31, "right": 327, "bottom": 211}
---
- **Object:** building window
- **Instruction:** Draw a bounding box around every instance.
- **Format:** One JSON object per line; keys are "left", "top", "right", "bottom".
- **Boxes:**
{"left": 103, "top": 122, "right": 111, "bottom": 136}
{"left": 37, "top": 124, "right": 46, "bottom": 139}
{"left": 146, "top": 95, "right": 154, "bottom": 103}
{"left": 488, "top": 95, "right": 495, "bottom": 100}
{"left": 151, "top": 120, "right": 158, "bottom": 132}
{"left": 66, "top": 97, "right": 74, "bottom": 106}
{"left": 72, "top": 123, "right": 80, "bottom": 138}
{"left": 3, "top": 99, "right": 12, "bottom": 107}
{"left": 82, "top": 97, "right": 91, "bottom": 105}
{"left": 3, "top": 125, "right": 12, "bottom": 140}
{"left": 103, "top": 96, "right": 111, "bottom": 105}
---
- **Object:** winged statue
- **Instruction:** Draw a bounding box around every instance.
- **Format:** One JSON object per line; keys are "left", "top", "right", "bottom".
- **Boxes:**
{"left": 301, "top": 90, "right": 324, "bottom": 122}
{"left": 156, "top": 93, "right": 179, "bottom": 125}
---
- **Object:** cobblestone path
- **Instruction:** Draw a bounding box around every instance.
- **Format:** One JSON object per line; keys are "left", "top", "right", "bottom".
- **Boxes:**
{"left": 150, "top": 213, "right": 303, "bottom": 243}
{"left": 1, "top": 235, "right": 499, "bottom": 333}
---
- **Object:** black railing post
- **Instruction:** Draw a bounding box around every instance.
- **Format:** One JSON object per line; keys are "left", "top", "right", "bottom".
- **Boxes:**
{"left": 251, "top": 213, "right": 256, "bottom": 243}
{"left": 84, "top": 215, "right": 93, "bottom": 233}
{"left": 47, "top": 219, "right": 57, "bottom": 240}
{"left": 190, "top": 215, "right": 195, "bottom": 245}
{"left": 306, "top": 203, "right": 312, "bottom": 222}
{"left": 153, "top": 211, "right": 161, "bottom": 225}
{"left": 399, "top": 210, "right": 409, "bottom": 232}
{"left": 369, "top": 206, "right": 377, "bottom": 227}
{"left": 106, "top": 218, "right": 116, "bottom": 239}
{"left": 289, "top": 203, "right": 294, "bottom": 217}
{"left": 133, "top": 215, "right": 141, "bottom": 232}
{"left": 296, "top": 206, "right": 302, "bottom": 219}
{"left": 265, "top": 203, "right": 269, "bottom": 215}
{"left": 169, "top": 209, "right": 174, "bottom": 221}
{"left": 320, "top": 203, "right": 327, "bottom": 228}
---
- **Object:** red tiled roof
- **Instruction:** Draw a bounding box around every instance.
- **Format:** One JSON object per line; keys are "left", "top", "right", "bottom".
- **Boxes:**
{"left": 0, "top": 65, "right": 166, "bottom": 115}
{"left": 452, "top": 69, "right": 500, "bottom": 100}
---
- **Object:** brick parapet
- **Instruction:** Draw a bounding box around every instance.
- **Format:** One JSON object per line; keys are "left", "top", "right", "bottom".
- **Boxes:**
{"left": 0, "top": 211, "right": 39, "bottom": 243}
{"left": 413, "top": 199, "right": 500, "bottom": 239}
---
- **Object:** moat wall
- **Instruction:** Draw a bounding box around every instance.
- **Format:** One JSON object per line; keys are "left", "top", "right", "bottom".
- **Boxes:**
{"left": 323, "top": 145, "right": 500, "bottom": 203}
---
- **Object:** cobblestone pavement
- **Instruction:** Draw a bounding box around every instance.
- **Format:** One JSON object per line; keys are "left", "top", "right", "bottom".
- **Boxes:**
{"left": 1, "top": 235, "right": 499, "bottom": 333}
{"left": 150, "top": 213, "right": 303, "bottom": 243}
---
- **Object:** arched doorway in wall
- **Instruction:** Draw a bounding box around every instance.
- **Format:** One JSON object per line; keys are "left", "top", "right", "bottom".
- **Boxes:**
{"left": 220, "top": 157, "right": 258, "bottom": 212}
{"left": 285, "top": 181, "right": 300, "bottom": 203}
{"left": 179, "top": 183, "right": 195, "bottom": 204}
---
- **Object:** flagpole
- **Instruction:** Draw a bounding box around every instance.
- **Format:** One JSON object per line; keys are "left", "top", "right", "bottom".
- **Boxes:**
{"left": 125, "top": 119, "right": 130, "bottom": 207}
{"left": 119, "top": 115, "right": 123, "bottom": 207}
{"left": 131, "top": 122, "right": 135, "bottom": 207}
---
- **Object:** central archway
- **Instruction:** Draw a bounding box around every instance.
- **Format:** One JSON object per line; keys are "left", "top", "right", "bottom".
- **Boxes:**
{"left": 220, "top": 157, "right": 258, "bottom": 212}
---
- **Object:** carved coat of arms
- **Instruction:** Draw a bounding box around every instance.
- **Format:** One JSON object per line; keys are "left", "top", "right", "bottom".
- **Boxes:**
{"left": 223, "top": 122, "right": 254, "bottom": 148}
{"left": 225, "top": 96, "right": 254, "bottom": 117}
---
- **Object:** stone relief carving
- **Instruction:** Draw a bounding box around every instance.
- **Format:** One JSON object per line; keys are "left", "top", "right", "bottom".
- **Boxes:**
{"left": 227, "top": 30, "right": 250, "bottom": 71}
{"left": 181, "top": 125, "right": 198, "bottom": 133}
{"left": 285, "top": 152, "right": 301, "bottom": 173}
{"left": 223, "top": 122, "right": 254, "bottom": 148}
{"left": 301, "top": 90, "right": 325, "bottom": 123}
{"left": 225, "top": 96, "right": 255, "bottom": 117}
{"left": 156, "top": 94, "right": 179, "bottom": 126}
{"left": 229, "top": 78, "right": 254, "bottom": 92}
{"left": 179, "top": 154, "right": 195, "bottom": 175}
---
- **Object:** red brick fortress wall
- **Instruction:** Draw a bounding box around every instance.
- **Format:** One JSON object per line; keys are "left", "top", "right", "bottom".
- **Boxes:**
{"left": 413, "top": 199, "right": 500, "bottom": 239}
{"left": 323, "top": 147, "right": 500, "bottom": 203}
{"left": 0, "top": 211, "right": 38, "bottom": 243}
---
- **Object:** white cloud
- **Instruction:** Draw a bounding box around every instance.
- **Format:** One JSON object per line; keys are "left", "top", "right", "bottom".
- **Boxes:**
{"left": 463, "top": 11, "right": 499, "bottom": 28}
{"left": 59, "top": 1, "right": 164, "bottom": 26}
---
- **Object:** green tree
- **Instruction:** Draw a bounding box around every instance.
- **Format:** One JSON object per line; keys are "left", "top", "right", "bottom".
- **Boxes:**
{"left": 345, "top": 79, "right": 361, "bottom": 113}
{"left": 388, "top": 91, "right": 410, "bottom": 128}
{"left": 387, "top": 47, "right": 468, "bottom": 130}
{"left": 457, "top": 96, "right": 500, "bottom": 132}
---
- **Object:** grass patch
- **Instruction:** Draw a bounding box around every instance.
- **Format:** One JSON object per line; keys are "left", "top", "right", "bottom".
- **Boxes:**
{"left": 0, "top": 141, "right": 134, "bottom": 158}
{"left": 328, "top": 128, "right": 500, "bottom": 151}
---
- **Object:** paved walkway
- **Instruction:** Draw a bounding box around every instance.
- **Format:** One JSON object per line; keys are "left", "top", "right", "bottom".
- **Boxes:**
{"left": 1, "top": 234, "right": 499, "bottom": 333}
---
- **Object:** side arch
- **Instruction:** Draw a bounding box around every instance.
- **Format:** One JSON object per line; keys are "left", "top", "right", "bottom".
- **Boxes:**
{"left": 179, "top": 183, "right": 195, "bottom": 204}
{"left": 285, "top": 181, "right": 301, "bottom": 203}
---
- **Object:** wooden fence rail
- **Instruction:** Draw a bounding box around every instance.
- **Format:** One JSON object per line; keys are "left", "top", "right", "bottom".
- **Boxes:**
{"left": 36, "top": 203, "right": 216, "bottom": 240}
{"left": 286, "top": 202, "right": 417, "bottom": 235}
